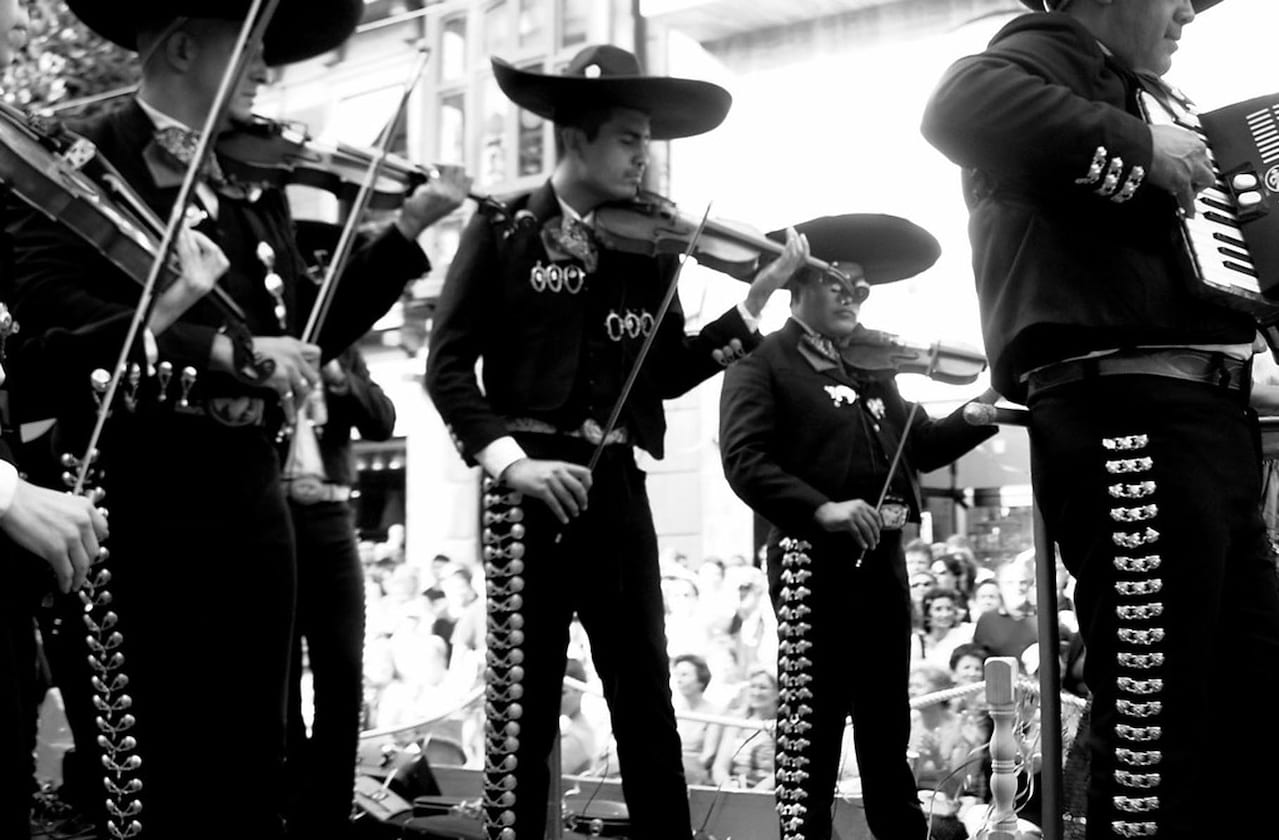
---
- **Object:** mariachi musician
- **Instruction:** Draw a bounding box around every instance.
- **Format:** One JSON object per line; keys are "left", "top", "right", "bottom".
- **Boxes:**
{"left": 5, "top": 2, "right": 467, "bottom": 838}
{"left": 425, "top": 44, "right": 804, "bottom": 840}
{"left": 718, "top": 214, "right": 997, "bottom": 840}
{"left": 921, "top": 1, "right": 1279, "bottom": 838}
{"left": 0, "top": 1, "right": 113, "bottom": 835}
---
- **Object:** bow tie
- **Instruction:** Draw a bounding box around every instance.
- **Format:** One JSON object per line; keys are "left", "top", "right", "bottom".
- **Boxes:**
{"left": 546, "top": 215, "right": 599, "bottom": 273}
{"left": 802, "top": 332, "right": 843, "bottom": 366}
{"left": 150, "top": 125, "right": 229, "bottom": 187}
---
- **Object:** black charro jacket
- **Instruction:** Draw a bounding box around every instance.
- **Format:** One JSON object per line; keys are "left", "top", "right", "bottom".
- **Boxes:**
{"left": 921, "top": 12, "right": 1253, "bottom": 401}
{"left": 719, "top": 318, "right": 995, "bottom": 541}
{"left": 4, "top": 99, "right": 428, "bottom": 425}
{"left": 425, "top": 180, "right": 759, "bottom": 463}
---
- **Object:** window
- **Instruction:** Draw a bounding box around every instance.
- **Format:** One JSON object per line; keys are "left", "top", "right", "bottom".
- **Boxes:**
{"left": 517, "top": 0, "right": 547, "bottom": 49}
{"left": 440, "top": 15, "right": 467, "bottom": 80}
{"left": 479, "top": 75, "right": 508, "bottom": 186}
{"left": 439, "top": 92, "right": 466, "bottom": 164}
{"left": 483, "top": 1, "right": 511, "bottom": 58}
{"left": 560, "top": 0, "right": 589, "bottom": 48}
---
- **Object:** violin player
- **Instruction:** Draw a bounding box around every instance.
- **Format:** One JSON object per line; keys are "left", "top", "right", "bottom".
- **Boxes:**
{"left": 4, "top": 2, "right": 468, "bottom": 837}
{"left": 922, "top": 1, "right": 1279, "bottom": 837}
{"left": 717, "top": 214, "right": 998, "bottom": 840}
{"left": 424, "top": 44, "right": 805, "bottom": 840}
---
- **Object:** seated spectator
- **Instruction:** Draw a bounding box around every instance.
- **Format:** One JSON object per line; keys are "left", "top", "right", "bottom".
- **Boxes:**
{"left": 711, "top": 666, "right": 778, "bottom": 790}
{"left": 662, "top": 570, "right": 709, "bottom": 658}
{"left": 670, "top": 654, "right": 722, "bottom": 785}
{"left": 904, "top": 538, "right": 934, "bottom": 577}
{"left": 908, "top": 663, "right": 983, "bottom": 798}
{"left": 561, "top": 659, "right": 598, "bottom": 775}
{"left": 969, "top": 578, "right": 1003, "bottom": 620}
{"left": 973, "top": 556, "right": 1038, "bottom": 669}
{"left": 932, "top": 552, "right": 976, "bottom": 616}
{"left": 911, "top": 586, "right": 975, "bottom": 668}
{"left": 724, "top": 566, "right": 777, "bottom": 678}
{"left": 909, "top": 570, "right": 938, "bottom": 632}
{"left": 440, "top": 564, "right": 485, "bottom": 687}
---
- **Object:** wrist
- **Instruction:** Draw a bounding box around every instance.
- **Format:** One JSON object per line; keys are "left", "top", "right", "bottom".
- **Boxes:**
{"left": 394, "top": 213, "right": 427, "bottom": 242}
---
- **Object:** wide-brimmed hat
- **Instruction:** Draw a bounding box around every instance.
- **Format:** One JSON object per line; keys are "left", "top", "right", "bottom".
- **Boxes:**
{"left": 66, "top": 0, "right": 363, "bottom": 66}
{"left": 768, "top": 214, "right": 941, "bottom": 285}
{"left": 491, "top": 44, "right": 732, "bottom": 140}
{"left": 1018, "top": 0, "right": 1221, "bottom": 9}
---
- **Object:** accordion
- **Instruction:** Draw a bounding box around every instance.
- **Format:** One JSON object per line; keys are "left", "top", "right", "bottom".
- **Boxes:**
{"left": 1137, "top": 82, "right": 1279, "bottom": 325}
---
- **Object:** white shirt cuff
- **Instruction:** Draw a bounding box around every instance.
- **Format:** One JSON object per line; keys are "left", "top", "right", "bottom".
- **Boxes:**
{"left": 477, "top": 435, "right": 528, "bottom": 480}
{"left": 0, "top": 460, "right": 19, "bottom": 518}
{"left": 737, "top": 301, "right": 761, "bottom": 333}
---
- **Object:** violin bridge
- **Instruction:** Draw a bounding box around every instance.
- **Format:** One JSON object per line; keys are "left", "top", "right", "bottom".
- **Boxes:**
{"left": 60, "top": 137, "right": 99, "bottom": 171}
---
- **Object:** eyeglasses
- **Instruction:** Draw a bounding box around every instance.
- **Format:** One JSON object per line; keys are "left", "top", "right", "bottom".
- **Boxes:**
{"left": 820, "top": 278, "right": 871, "bottom": 304}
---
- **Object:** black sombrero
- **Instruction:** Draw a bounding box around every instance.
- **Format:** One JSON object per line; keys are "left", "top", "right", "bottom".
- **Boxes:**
{"left": 66, "top": 0, "right": 363, "bottom": 66}
{"left": 768, "top": 215, "right": 941, "bottom": 286}
{"left": 491, "top": 44, "right": 732, "bottom": 141}
{"left": 1019, "top": 0, "right": 1221, "bottom": 9}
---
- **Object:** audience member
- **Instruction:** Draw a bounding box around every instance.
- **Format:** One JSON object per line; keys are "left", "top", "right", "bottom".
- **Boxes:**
{"left": 908, "top": 664, "right": 982, "bottom": 798}
{"left": 969, "top": 578, "right": 1003, "bottom": 620}
{"left": 711, "top": 666, "right": 778, "bottom": 790}
{"left": 560, "top": 659, "right": 598, "bottom": 775}
{"left": 973, "top": 556, "right": 1037, "bottom": 670}
{"left": 670, "top": 654, "right": 722, "bottom": 785}
{"left": 912, "top": 586, "right": 975, "bottom": 668}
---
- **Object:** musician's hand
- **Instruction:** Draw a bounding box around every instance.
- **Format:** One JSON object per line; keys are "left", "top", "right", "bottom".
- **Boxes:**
{"left": 500, "top": 458, "right": 592, "bottom": 525}
{"left": 1, "top": 480, "right": 109, "bottom": 594}
{"left": 814, "top": 499, "right": 881, "bottom": 550}
{"left": 1148, "top": 124, "right": 1214, "bottom": 217}
{"left": 396, "top": 164, "right": 472, "bottom": 239}
{"left": 251, "top": 336, "right": 321, "bottom": 425}
{"left": 149, "top": 229, "right": 230, "bottom": 334}
{"left": 745, "top": 226, "right": 809, "bottom": 318}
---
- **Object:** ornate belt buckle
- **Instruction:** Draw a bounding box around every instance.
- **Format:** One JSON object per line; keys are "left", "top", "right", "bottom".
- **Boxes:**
{"left": 581, "top": 418, "right": 604, "bottom": 445}
{"left": 880, "top": 496, "right": 909, "bottom": 531}
{"left": 286, "top": 475, "right": 325, "bottom": 505}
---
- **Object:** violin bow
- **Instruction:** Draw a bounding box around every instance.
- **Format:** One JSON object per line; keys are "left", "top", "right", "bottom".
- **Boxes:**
{"left": 72, "top": 0, "right": 283, "bottom": 495}
{"left": 853, "top": 342, "right": 941, "bottom": 569}
{"left": 300, "top": 46, "right": 432, "bottom": 345}
{"left": 548, "top": 204, "right": 713, "bottom": 547}
{"left": 586, "top": 203, "right": 713, "bottom": 475}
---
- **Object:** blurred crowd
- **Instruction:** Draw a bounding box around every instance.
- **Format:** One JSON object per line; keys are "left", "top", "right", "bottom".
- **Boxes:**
{"left": 342, "top": 530, "right": 1084, "bottom": 819}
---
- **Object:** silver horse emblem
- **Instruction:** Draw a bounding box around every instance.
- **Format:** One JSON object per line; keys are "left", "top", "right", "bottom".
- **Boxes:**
{"left": 824, "top": 384, "right": 858, "bottom": 407}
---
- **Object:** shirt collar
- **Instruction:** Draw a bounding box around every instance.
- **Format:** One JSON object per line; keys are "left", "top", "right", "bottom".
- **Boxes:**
{"left": 554, "top": 190, "right": 596, "bottom": 226}
{"left": 136, "top": 96, "right": 200, "bottom": 135}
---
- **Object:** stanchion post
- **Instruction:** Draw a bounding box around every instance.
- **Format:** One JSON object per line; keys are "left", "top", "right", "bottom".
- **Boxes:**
{"left": 1033, "top": 502, "right": 1063, "bottom": 840}
{"left": 985, "top": 656, "right": 1020, "bottom": 840}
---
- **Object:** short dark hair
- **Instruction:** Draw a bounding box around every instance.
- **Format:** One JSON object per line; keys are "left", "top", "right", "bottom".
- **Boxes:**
{"left": 949, "top": 642, "right": 991, "bottom": 673}
{"left": 554, "top": 105, "right": 618, "bottom": 159}
{"left": 921, "top": 586, "right": 963, "bottom": 632}
{"left": 672, "top": 653, "right": 711, "bottom": 691}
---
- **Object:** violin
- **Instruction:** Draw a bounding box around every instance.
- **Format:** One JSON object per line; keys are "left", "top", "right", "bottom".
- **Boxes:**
{"left": 841, "top": 326, "right": 987, "bottom": 386}
{"left": 0, "top": 103, "right": 251, "bottom": 323}
{"left": 0, "top": 101, "right": 267, "bottom": 382}
{"left": 216, "top": 115, "right": 503, "bottom": 215}
{"left": 593, "top": 190, "right": 860, "bottom": 296}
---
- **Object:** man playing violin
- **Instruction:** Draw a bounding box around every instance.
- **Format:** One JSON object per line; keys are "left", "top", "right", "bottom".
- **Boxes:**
{"left": 922, "top": 2, "right": 1279, "bottom": 837}
{"left": 4, "top": 2, "right": 468, "bottom": 838}
{"left": 718, "top": 214, "right": 997, "bottom": 840}
{"left": 425, "top": 44, "right": 805, "bottom": 840}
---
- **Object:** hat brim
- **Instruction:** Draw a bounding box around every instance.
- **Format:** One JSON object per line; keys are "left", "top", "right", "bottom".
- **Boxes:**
{"left": 492, "top": 58, "right": 732, "bottom": 141}
{"left": 768, "top": 214, "right": 941, "bottom": 285}
{"left": 1019, "top": 0, "right": 1220, "bottom": 8}
{"left": 66, "top": 0, "right": 363, "bottom": 66}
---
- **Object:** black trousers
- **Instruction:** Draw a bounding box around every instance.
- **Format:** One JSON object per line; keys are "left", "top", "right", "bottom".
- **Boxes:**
{"left": 42, "top": 418, "right": 297, "bottom": 840}
{"left": 481, "top": 435, "right": 690, "bottom": 840}
{"left": 285, "top": 499, "right": 364, "bottom": 839}
{"left": 1029, "top": 376, "right": 1279, "bottom": 840}
{"left": 0, "top": 562, "right": 42, "bottom": 839}
{"left": 766, "top": 530, "right": 926, "bottom": 840}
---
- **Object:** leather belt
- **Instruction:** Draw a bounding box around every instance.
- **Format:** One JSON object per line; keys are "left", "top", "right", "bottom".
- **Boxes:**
{"left": 506, "top": 416, "right": 629, "bottom": 446}
{"left": 285, "top": 478, "right": 352, "bottom": 505}
{"left": 1025, "top": 349, "right": 1248, "bottom": 400}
